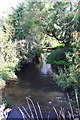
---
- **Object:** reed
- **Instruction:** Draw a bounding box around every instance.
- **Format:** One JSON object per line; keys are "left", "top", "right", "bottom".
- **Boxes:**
{"left": 18, "top": 91, "right": 80, "bottom": 120}
{"left": 18, "top": 97, "right": 43, "bottom": 120}
{"left": 0, "top": 90, "right": 79, "bottom": 120}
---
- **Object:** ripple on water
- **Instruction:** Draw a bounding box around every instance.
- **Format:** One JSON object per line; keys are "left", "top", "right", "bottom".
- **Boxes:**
{"left": 2, "top": 61, "right": 75, "bottom": 118}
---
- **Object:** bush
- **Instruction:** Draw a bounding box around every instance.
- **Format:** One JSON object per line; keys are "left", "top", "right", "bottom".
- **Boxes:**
{"left": 1, "top": 63, "right": 17, "bottom": 81}
{"left": 53, "top": 64, "right": 78, "bottom": 90}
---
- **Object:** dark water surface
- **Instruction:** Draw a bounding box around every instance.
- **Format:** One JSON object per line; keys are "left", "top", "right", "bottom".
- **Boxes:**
{"left": 2, "top": 60, "right": 73, "bottom": 118}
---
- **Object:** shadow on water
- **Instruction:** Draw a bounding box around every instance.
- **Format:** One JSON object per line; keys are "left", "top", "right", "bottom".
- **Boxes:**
{"left": 17, "top": 62, "right": 61, "bottom": 90}
{"left": 2, "top": 60, "right": 74, "bottom": 118}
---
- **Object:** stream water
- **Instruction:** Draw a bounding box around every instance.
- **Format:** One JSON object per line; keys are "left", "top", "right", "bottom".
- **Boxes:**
{"left": 2, "top": 55, "right": 74, "bottom": 118}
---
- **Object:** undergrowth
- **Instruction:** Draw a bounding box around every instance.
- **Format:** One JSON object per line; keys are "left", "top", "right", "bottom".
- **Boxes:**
{"left": 0, "top": 62, "right": 17, "bottom": 81}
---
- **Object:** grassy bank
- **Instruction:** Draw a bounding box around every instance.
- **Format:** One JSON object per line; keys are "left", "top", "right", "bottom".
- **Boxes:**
{"left": 46, "top": 45, "right": 79, "bottom": 91}
{"left": 1, "top": 62, "right": 17, "bottom": 81}
{"left": 46, "top": 45, "right": 72, "bottom": 66}
{"left": 0, "top": 62, "right": 18, "bottom": 89}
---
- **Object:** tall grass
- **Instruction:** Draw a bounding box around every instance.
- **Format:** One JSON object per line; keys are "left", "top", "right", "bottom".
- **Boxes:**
{"left": 18, "top": 97, "right": 43, "bottom": 120}
{"left": 18, "top": 91, "right": 80, "bottom": 120}
{"left": 0, "top": 90, "right": 79, "bottom": 120}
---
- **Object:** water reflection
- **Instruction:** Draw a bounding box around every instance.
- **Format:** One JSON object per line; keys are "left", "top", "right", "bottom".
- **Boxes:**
{"left": 2, "top": 61, "right": 70, "bottom": 113}
{"left": 40, "top": 61, "right": 52, "bottom": 75}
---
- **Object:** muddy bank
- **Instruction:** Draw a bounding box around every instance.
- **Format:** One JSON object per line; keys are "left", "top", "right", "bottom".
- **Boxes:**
{"left": 0, "top": 78, "right": 18, "bottom": 90}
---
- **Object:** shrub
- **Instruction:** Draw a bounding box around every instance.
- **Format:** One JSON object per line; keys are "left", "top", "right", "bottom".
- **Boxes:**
{"left": 53, "top": 64, "right": 78, "bottom": 90}
{"left": 1, "top": 63, "right": 17, "bottom": 81}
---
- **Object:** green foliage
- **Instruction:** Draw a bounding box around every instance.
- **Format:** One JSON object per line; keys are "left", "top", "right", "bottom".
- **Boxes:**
{"left": 54, "top": 44, "right": 65, "bottom": 50}
{"left": 6, "top": 2, "right": 46, "bottom": 61}
{"left": 53, "top": 65, "right": 78, "bottom": 90}
{"left": 8, "top": 3, "right": 26, "bottom": 40}
{"left": 0, "top": 23, "right": 19, "bottom": 63}
{"left": 0, "top": 0, "right": 79, "bottom": 94}
{"left": 47, "top": 60, "right": 70, "bottom": 66}
{"left": 15, "top": 60, "right": 24, "bottom": 72}
{"left": 41, "top": 1, "right": 79, "bottom": 45}
{"left": 1, "top": 63, "right": 17, "bottom": 81}
{"left": 46, "top": 46, "right": 72, "bottom": 65}
{"left": 47, "top": 49, "right": 65, "bottom": 61}
{"left": 51, "top": 1, "right": 80, "bottom": 91}
{"left": 0, "top": 20, "right": 19, "bottom": 82}
{"left": 0, "top": 1, "right": 46, "bottom": 83}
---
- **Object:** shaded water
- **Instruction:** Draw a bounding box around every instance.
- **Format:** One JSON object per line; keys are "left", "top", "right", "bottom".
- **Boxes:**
{"left": 2, "top": 57, "right": 74, "bottom": 118}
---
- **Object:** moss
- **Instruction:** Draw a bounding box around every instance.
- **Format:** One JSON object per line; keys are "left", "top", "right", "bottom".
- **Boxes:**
{"left": 47, "top": 60, "right": 70, "bottom": 66}
{"left": 53, "top": 44, "right": 65, "bottom": 50}
{"left": 46, "top": 46, "right": 72, "bottom": 66}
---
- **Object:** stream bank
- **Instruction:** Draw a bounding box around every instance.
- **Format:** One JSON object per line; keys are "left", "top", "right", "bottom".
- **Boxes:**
{"left": 0, "top": 79, "right": 6, "bottom": 90}
{"left": 1, "top": 59, "right": 77, "bottom": 119}
{"left": 0, "top": 53, "right": 78, "bottom": 119}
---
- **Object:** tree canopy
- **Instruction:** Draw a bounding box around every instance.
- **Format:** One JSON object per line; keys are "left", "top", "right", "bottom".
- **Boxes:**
{"left": 0, "top": 0, "right": 79, "bottom": 91}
